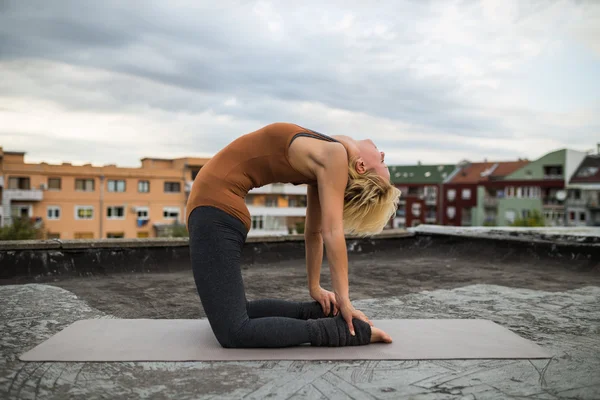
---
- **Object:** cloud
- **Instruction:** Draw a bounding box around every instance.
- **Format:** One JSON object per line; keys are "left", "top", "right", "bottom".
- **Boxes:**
{"left": 0, "top": 0, "right": 598, "bottom": 167}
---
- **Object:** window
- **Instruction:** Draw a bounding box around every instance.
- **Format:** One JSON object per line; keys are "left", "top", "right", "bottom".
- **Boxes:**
{"left": 446, "top": 206, "right": 456, "bottom": 219}
{"left": 424, "top": 186, "right": 437, "bottom": 196}
{"left": 580, "top": 212, "right": 586, "bottom": 222}
{"left": 576, "top": 166, "right": 599, "bottom": 178}
{"left": 573, "top": 190, "right": 581, "bottom": 200}
{"left": 516, "top": 187, "right": 523, "bottom": 198}
{"left": 507, "top": 187, "right": 515, "bottom": 198}
{"left": 461, "top": 189, "right": 471, "bottom": 200}
{"left": 11, "top": 205, "right": 31, "bottom": 218}
{"left": 47, "top": 206, "right": 61, "bottom": 220}
{"left": 107, "top": 206, "right": 125, "bottom": 219}
{"left": 505, "top": 210, "right": 516, "bottom": 223}
{"left": 47, "top": 232, "right": 61, "bottom": 239}
{"left": 74, "top": 232, "right": 94, "bottom": 239}
{"left": 108, "top": 179, "right": 126, "bottom": 192}
{"left": 138, "top": 180, "right": 150, "bottom": 193}
{"left": 75, "top": 178, "right": 95, "bottom": 191}
{"left": 522, "top": 209, "right": 530, "bottom": 219}
{"left": 164, "top": 182, "right": 181, "bottom": 193}
{"left": 265, "top": 196, "right": 278, "bottom": 207}
{"left": 245, "top": 196, "right": 254, "bottom": 205}
{"left": 569, "top": 211, "right": 575, "bottom": 221}
{"left": 411, "top": 203, "right": 421, "bottom": 217}
{"left": 447, "top": 189, "right": 456, "bottom": 201}
{"left": 107, "top": 232, "right": 125, "bottom": 238}
{"left": 288, "top": 198, "right": 297, "bottom": 207}
{"left": 8, "top": 177, "right": 31, "bottom": 190}
{"left": 75, "top": 206, "right": 94, "bottom": 220}
{"left": 252, "top": 215, "right": 264, "bottom": 230}
{"left": 543, "top": 165, "right": 563, "bottom": 179}
{"left": 163, "top": 207, "right": 180, "bottom": 219}
{"left": 48, "top": 178, "right": 61, "bottom": 190}
{"left": 191, "top": 167, "right": 202, "bottom": 181}
{"left": 136, "top": 207, "right": 149, "bottom": 220}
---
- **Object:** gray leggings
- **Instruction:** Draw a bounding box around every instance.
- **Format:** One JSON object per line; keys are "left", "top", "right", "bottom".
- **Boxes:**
{"left": 188, "top": 206, "right": 371, "bottom": 348}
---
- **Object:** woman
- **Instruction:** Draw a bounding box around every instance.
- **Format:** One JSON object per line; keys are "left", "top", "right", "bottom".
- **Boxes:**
{"left": 186, "top": 122, "right": 401, "bottom": 348}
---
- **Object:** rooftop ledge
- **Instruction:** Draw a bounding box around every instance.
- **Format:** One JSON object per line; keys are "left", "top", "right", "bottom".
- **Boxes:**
{"left": 1, "top": 225, "right": 600, "bottom": 251}
{"left": 409, "top": 225, "right": 600, "bottom": 245}
{"left": 0, "top": 229, "right": 414, "bottom": 251}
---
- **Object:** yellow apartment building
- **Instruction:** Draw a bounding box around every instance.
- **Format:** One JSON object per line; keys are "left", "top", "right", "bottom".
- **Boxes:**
{"left": 0, "top": 146, "right": 310, "bottom": 239}
{"left": 0, "top": 146, "right": 210, "bottom": 239}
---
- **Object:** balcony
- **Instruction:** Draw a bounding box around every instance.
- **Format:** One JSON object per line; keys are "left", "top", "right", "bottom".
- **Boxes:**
{"left": 543, "top": 174, "right": 564, "bottom": 180}
{"left": 247, "top": 205, "right": 307, "bottom": 217}
{"left": 483, "top": 197, "right": 498, "bottom": 207}
{"left": 249, "top": 184, "right": 308, "bottom": 195}
{"left": 588, "top": 199, "right": 600, "bottom": 209}
{"left": 424, "top": 194, "right": 437, "bottom": 205}
{"left": 4, "top": 189, "right": 44, "bottom": 201}
{"left": 543, "top": 198, "right": 564, "bottom": 208}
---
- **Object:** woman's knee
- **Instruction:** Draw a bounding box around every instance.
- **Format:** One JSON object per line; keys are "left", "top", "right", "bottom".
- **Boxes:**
{"left": 214, "top": 321, "right": 250, "bottom": 349}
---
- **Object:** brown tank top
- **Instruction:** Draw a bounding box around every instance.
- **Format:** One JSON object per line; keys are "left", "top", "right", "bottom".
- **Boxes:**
{"left": 185, "top": 122, "right": 340, "bottom": 231}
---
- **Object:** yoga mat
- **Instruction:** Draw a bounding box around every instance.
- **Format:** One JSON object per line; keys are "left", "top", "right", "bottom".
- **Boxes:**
{"left": 20, "top": 319, "right": 550, "bottom": 361}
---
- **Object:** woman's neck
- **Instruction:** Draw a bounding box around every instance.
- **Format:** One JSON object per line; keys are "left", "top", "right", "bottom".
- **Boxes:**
{"left": 332, "top": 135, "right": 360, "bottom": 161}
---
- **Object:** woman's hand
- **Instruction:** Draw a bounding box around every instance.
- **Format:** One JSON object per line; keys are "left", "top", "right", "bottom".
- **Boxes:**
{"left": 337, "top": 297, "right": 373, "bottom": 335}
{"left": 310, "top": 286, "right": 339, "bottom": 317}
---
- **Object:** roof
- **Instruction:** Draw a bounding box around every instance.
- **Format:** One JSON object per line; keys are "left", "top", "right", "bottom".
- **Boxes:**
{"left": 570, "top": 155, "right": 600, "bottom": 183}
{"left": 388, "top": 164, "right": 456, "bottom": 184}
{"left": 448, "top": 161, "right": 530, "bottom": 184}
{"left": 480, "top": 161, "right": 530, "bottom": 181}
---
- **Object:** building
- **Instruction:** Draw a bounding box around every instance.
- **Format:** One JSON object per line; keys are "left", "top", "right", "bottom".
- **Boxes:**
{"left": 0, "top": 146, "right": 313, "bottom": 239}
{"left": 245, "top": 183, "right": 308, "bottom": 236}
{"left": 388, "top": 164, "right": 456, "bottom": 228}
{"left": 497, "top": 149, "right": 587, "bottom": 226}
{"left": 0, "top": 147, "right": 210, "bottom": 239}
{"left": 566, "top": 151, "right": 600, "bottom": 227}
{"left": 442, "top": 160, "right": 529, "bottom": 226}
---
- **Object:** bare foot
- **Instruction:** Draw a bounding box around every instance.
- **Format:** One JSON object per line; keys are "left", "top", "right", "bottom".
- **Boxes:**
{"left": 370, "top": 326, "right": 393, "bottom": 343}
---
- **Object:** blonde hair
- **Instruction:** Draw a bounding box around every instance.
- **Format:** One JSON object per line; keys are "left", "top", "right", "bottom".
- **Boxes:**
{"left": 343, "top": 157, "right": 402, "bottom": 236}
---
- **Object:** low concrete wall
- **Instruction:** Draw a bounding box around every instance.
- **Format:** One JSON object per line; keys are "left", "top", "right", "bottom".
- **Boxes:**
{"left": 1, "top": 226, "right": 598, "bottom": 282}
{"left": 0, "top": 231, "right": 415, "bottom": 281}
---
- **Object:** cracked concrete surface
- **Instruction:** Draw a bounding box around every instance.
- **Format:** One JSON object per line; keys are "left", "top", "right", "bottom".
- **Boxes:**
{"left": 1, "top": 283, "right": 599, "bottom": 400}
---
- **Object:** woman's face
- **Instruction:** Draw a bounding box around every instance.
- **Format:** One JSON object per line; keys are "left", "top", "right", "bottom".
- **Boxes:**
{"left": 357, "top": 139, "right": 390, "bottom": 180}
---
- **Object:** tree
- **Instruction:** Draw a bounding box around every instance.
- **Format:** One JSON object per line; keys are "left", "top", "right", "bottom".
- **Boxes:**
{"left": 170, "top": 221, "right": 189, "bottom": 238}
{"left": 0, "top": 217, "right": 45, "bottom": 241}
{"left": 511, "top": 209, "right": 545, "bottom": 227}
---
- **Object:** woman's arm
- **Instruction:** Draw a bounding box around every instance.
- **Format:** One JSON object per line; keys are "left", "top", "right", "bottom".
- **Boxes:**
{"left": 315, "top": 144, "right": 371, "bottom": 334}
{"left": 304, "top": 184, "right": 323, "bottom": 293}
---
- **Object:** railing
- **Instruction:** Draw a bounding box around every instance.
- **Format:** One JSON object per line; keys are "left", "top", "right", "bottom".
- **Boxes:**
{"left": 543, "top": 199, "right": 564, "bottom": 207}
{"left": 4, "top": 189, "right": 44, "bottom": 201}
{"left": 424, "top": 194, "right": 437, "bottom": 204}
{"left": 247, "top": 205, "right": 307, "bottom": 217}
{"left": 249, "top": 184, "right": 308, "bottom": 195}
{"left": 543, "top": 174, "right": 564, "bottom": 180}
{"left": 588, "top": 200, "right": 600, "bottom": 209}
{"left": 483, "top": 196, "right": 498, "bottom": 207}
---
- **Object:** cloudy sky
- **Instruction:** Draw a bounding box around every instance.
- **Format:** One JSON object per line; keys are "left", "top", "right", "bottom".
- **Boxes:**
{"left": 1, "top": 0, "right": 599, "bottom": 167}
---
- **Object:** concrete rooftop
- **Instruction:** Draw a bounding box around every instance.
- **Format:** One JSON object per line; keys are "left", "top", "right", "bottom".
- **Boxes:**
{"left": 1, "top": 227, "right": 599, "bottom": 399}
